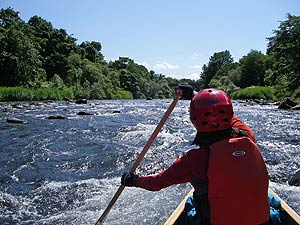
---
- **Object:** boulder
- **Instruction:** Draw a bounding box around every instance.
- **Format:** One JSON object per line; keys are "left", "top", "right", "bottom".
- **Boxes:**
{"left": 278, "top": 102, "right": 292, "bottom": 109}
{"left": 11, "top": 104, "right": 24, "bottom": 109}
{"left": 77, "top": 111, "right": 93, "bottom": 115}
{"left": 291, "top": 104, "right": 300, "bottom": 110}
{"left": 112, "top": 110, "right": 121, "bottom": 114}
{"left": 47, "top": 115, "right": 66, "bottom": 119}
{"left": 289, "top": 170, "right": 300, "bottom": 186}
{"left": 75, "top": 99, "right": 87, "bottom": 104}
{"left": 6, "top": 117, "right": 26, "bottom": 123}
{"left": 63, "top": 98, "right": 73, "bottom": 102}
{"left": 278, "top": 98, "right": 297, "bottom": 109}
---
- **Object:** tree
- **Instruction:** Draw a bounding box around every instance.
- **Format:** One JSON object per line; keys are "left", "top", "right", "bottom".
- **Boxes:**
{"left": 0, "top": 7, "right": 22, "bottom": 28}
{"left": 81, "top": 61, "right": 102, "bottom": 84}
{"left": 28, "top": 15, "right": 54, "bottom": 53}
{"left": 28, "top": 16, "right": 53, "bottom": 39}
{"left": 238, "top": 50, "right": 267, "bottom": 88}
{"left": 29, "top": 18, "right": 77, "bottom": 81}
{"left": 267, "top": 14, "right": 300, "bottom": 90}
{"left": 0, "top": 23, "right": 43, "bottom": 86}
{"left": 79, "top": 41, "right": 104, "bottom": 63}
{"left": 109, "top": 57, "right": 158, "bottom": 98}
{"left": 119, "top": 69, "right": 144, "bottom": 98}
{"left": 200, "top": 50, "right": 234, "bottom": 88}
{"left": 109, "top": 57, "right": 134, "bottom": 70}
{"left": 227, "top": 66, "right": 242, "bottom": 86}
{"left": 0, "top": 7, "right": 177, "bottom": 100}
{"left": 66, "top": 53, "right": 84, "bottom": 85}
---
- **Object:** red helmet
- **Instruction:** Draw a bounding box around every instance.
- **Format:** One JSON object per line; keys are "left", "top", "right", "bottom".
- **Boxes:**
{"left": 190, "top": 88, "right": 233, "bottom": 132}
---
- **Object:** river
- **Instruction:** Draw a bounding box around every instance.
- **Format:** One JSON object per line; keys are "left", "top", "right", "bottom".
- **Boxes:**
{"left": 0, "top": 99, "right": 299, "bottom": 224}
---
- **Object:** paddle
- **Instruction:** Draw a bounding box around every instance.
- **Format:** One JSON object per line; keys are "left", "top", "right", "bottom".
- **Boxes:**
{"left": 95, "top": 94, "right": 181, "bottom": 225}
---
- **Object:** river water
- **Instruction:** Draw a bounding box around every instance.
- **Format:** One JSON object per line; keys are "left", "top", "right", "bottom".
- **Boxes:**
{"left": 0, "top": 99, "right": 299, "bottom": 225}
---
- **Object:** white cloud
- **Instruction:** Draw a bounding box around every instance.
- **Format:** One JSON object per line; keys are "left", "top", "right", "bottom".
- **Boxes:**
{"left": 154, "top": 62, "right": 179, "bottom": 70}
{"left": 191, "top": 65, "right": 202, "bottom": 70}
{"left": 166, "top": 72, "right": 200, "bottom": 80}
{"left": 189, "top": 73, "right": 201, "bottom": 80}
{"left": 192, "top": 52, "right": 199, "bottom": 57}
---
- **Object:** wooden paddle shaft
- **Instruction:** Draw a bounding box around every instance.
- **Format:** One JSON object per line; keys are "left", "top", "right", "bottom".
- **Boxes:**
{"left": 95, "top": 95, "right": 180, "bottom": 225}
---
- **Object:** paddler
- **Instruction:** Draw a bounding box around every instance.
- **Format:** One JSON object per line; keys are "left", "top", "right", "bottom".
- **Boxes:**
{"left": 121, "top": 84, "right": 270, "bottom": 225}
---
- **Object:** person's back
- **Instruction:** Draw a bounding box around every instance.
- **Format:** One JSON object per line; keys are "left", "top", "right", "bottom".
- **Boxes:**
{"left": 208, "top": 136, "right": 269, "bottom": 225}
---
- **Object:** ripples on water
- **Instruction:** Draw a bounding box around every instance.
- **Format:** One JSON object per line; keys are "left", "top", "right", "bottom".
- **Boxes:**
{"left": 0, "top": 99, "right": 299, "bottom": 224}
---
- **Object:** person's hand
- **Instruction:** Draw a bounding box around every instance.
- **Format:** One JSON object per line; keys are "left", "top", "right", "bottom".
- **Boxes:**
{"left": 121, "top": 172, "right": 138, "bottom": 187}
{"left": 176, "top": 83, "right": 195, "bottom": 100}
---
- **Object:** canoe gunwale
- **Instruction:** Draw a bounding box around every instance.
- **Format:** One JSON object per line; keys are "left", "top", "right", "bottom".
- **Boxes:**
{"left": 163, "top": 188, "right": 300, "bottom": 225}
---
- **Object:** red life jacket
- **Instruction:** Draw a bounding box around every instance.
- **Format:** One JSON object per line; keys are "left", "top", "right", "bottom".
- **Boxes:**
{"left": 208, "top": 137, "right": 270, "bottom": 225}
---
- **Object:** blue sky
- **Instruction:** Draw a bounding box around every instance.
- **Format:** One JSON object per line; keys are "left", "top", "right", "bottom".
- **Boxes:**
{"left": 1, "top": 0, "right": 300, "bottom": 80}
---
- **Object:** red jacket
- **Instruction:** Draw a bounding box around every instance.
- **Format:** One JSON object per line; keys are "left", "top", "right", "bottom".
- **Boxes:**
{"left": 136, "top": 115, "right": 257, "bottom": 190}
{"left": 135, "top": 115, "right": 269, "bottom": 224}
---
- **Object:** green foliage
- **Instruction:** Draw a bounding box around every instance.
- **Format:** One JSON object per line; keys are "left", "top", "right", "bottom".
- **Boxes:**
{"left": 267, "top": 14, "right": 300, "bottom": 90}
{"left": 89, "top": 81, "right": 106, "bottom": 99}
{"left": 201, "top": 14, "right": 300, "bottom": 100}
{"left": 49, "top": 74, "right": 66, "bottom": 90}
{"left": 0, "top": 86, "right": 74, "bottom": 101}
{"left": 33, "top": 88, "right": 61, "bottom": 100}
{"left": 227, "top": 66, "right": 242, "bottom": 86}
{"left": 273, "top": 74, "right": 291, "bottom": 100}
{"left": 71, "top": 82, "right": 85, "bottom": 99}
{"left": 209, "top": 76, "right": 238, "bottom": 94}
{"left": 292, "top": 88, "right": 300, "bottom": 101}
{"left": 110, "top": 88, "right": 133, "bottom": 99}
{"left": 0, "top": 8, "right": 178, "bottom": 101}
{"left": 79, "top": 41, "right": 104, "bottom": 63}
{"left": 1, "top": 8, "right": 298, "bottom": 101}
{"left": 208, "top": 79, "right": 222, "bottom": 88}
{"left": 238, "top": 50, "right": 267, "bottom": 88}
{"left": 0, "top": 7, "right": 22, "bottom": 28}
{"left": 27, "top": 69, "right": 48, "bottom": 88}
{"left": 200, "top": 50, "right": 234, "bottom": 88}
{"left": 0, "top": 87, "right": 33, "bottom": 101}
{"left": 201, "top": 14, "right": 299, "bottom": 99}
{"left": 0, "top": 23, "right": 43, "bottom": 86}
{"left": 263, "top": 69, "right": 274, "bottom": 86}
{"left": 231, "top": 86, "right": 275, "bottom": 101}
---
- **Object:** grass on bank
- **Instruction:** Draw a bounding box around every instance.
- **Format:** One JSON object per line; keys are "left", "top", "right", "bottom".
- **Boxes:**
{"left": 230, "top": 86, "right": 276, "bottom": 101}
{"left": 0, "top": 86, "right": 287, "bottom": 102}
{"left": 0, "top": 87, "right": 133, "bottom": 101}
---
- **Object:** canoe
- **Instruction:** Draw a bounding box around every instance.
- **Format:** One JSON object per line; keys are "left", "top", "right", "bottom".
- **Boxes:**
{"left": 269, "top": 189, "right": 300, "bottom": 225}
{"left": 164, "top": 188, "right": 300, "bottom": 225}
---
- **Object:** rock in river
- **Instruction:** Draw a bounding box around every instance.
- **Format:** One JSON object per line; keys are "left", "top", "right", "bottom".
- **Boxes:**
{"left": 6, "top": 117, "right": 26, "bottom": 123}
{"left": 77, "top": 111, "right": 93, "bottom": 115}
{"left": 47, "top": 115, "right": 66, "bottom": 119}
